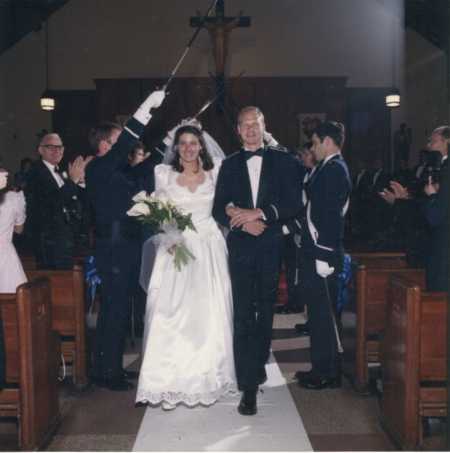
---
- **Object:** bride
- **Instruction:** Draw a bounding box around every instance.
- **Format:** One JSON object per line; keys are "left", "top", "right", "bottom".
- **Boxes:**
{"left": 135, "top": 125, "right": 236, "bottom": 410}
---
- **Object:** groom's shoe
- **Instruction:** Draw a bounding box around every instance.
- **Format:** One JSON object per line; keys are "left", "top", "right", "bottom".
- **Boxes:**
{"left": 238, "top": 389, "right": 257, "bottom": 416}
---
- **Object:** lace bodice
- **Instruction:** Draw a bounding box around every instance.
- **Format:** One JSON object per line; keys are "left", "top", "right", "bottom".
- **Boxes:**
{"left": 154, "top": 159, "right": 221, "bottom": 234}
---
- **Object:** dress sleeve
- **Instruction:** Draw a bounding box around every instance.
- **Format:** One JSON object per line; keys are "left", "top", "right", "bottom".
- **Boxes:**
{"left": 153, "top": 164, "right": 171, "bottom": 197}
{"left": 14, "top": 191, "right": 26, "bottom": 226}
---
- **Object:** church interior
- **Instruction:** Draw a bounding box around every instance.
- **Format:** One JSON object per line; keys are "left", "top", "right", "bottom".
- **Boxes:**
{"left": 0, "top": 0, "right": 448, "bottom": 451}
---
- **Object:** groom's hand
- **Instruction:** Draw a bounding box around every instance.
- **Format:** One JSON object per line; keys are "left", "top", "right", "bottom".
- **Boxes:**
{"left": 229, "top": 208, "right": 264, "bottom": 228}
{"left": 242, "top": 220, "right": 266, "bottom": 236}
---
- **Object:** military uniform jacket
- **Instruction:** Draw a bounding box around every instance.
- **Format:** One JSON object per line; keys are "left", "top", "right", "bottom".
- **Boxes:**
{"left": 302, "top": 154, "right": 351, "bottom": 262}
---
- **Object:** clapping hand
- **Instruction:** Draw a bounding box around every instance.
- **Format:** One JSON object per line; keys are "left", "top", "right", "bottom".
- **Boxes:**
{"left": 389, "top": 181, "right": 410, "bottom": 199}
{"left": 69, "top": 156, "right": 93, "bottom": 184}
{"left": 379, "top": 188, "right": 396, "bottom": 205}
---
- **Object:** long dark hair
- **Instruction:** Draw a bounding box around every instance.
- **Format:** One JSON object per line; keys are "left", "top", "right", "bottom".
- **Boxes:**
{"left": 170, "top": 126, "right": 214, "bottom": 173}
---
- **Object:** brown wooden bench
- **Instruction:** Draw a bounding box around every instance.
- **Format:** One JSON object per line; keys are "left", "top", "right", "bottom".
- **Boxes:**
{"left": 25, "top": 265, "right": 87, "bottom": 388}
{"left": 348, "top": 252, "right": 424, "bottom": 391}
{"left": 351, "top": 251, "right": 407, "bottom": 268}
{"left": 380, "top": 274, "right": 447, "bottom": 449}
{"left": 0, "top": 278, "right": 60, "bottom": 450}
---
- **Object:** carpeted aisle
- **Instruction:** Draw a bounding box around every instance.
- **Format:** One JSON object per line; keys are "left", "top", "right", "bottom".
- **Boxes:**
{"left": 133, "top": 353, "right": 313, "bottom": 451}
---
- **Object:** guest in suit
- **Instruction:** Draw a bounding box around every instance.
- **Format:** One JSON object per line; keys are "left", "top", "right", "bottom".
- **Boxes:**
{"left": 295, "top": 121, "right": 351, "bottom": 390}
{"left": 85, "top": 89, "right": 165, "bottom": 391}
{"left": 26, "top": 133, "right": 87, "bottom": 269}
{"left": 422, "top": 126, "right": 449, "bottom": 291}
{"left": 213, "top": 106, "right": 300, "bottom": 415}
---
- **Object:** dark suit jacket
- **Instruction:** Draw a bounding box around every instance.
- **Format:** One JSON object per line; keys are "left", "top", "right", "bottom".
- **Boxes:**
{"left": 422, "top": 158, "right": 449, "bottom": 291}
{"left": 302, "top": 154, "right": 352, "bottom": 263}
{"left": 213, "top": 146, "right": 301, "bottom": 248}
{"left": 26, "top": 160, "right": 79, "bottom": 236}
{"left": 85, "top": 117, "right": 154, "bottom": 239}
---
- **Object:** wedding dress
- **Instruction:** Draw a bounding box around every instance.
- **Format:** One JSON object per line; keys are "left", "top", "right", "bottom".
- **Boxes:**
{"left": 135, "top": 159, "right": 236, "bottom": 407}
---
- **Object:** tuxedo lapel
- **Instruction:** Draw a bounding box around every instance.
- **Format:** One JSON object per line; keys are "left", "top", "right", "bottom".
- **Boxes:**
{"left": 38, "top": 160, "right": 61, "bottom": 191}
{"left": 256, "top": 149, "right": 271, "bottom": 208}
{"left": 239, "top": 151, "right": 255, "bottom": 208}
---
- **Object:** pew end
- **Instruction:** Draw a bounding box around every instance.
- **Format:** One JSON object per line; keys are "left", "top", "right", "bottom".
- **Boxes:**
{"left": 0, "top": 278, "right": 61, "bottom": 450}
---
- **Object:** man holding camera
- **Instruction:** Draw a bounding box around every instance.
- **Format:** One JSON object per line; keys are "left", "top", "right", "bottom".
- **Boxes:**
{"left": 379, "top": 125, "right": 449, "bottom": 291}
{"left": 422, "top": 126, "right": 449, "bottom": 291}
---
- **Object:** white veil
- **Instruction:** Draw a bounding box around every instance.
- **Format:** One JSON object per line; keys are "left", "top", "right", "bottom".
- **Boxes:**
{"left": 162, "top": 121, "right": 225, "bottom": 164}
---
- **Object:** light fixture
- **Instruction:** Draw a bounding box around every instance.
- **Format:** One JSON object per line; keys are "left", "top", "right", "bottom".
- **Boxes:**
{"left": 386, "top": 12, "right": 400, "bottom": 109}
{"left": 385, "top": 88, "right": 400, "bottom": 108}
{"left": 40, "top": 20, "right": 55, "bottom": 111}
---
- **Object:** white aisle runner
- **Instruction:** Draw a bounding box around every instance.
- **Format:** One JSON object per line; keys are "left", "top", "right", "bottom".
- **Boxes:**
{"left": 133, "top": 354, "right": 312, "bottom": 451}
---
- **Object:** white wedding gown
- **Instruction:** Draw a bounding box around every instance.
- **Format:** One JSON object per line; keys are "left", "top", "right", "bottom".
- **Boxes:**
{"left": 136, "top": 160, "right": 237, "bottom": 407}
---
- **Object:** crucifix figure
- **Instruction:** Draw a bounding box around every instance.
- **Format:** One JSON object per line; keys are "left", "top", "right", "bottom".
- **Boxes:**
{"left": 191, "top": 0, "right": 250, "bottom": 108}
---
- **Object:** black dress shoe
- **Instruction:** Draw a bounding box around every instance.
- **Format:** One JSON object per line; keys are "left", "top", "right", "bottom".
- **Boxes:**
{"left": 297, "top": 374, "right": 341, "bottom": 390}
{"left": 122, "top": 369, "right": 139, "bottom": 380}
{"left": 97, "top": 377, "right": 134, "bottom": 391}
{"left": 294, "top": 323, "right": 310, "bottom": 336}
{"left": 238, "top": 390, "right": 257, "bottom": 416}
{"left": 294, "top": 369, "right": 314, "bottom": 381}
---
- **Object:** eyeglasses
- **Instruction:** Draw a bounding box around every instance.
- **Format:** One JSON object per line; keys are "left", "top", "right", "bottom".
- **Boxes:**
{"left": 41, "top": 144, "right": 64, "bottom": 151}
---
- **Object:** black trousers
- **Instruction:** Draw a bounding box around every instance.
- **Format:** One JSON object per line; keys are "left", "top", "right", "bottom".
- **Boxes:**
{"left": 283, "top": 234, "right": 304, "bottom": 311}
{"left": 300, "top": 251, "right": 340, "bottom": 377}
{"left": 93, "top": 236, "right": 140, "bottom": 379}
{"left": 35, "top": 226, "right": 74, "bottom": 270}
{"left": 228, "top": 233, "right": 282, "bottom": 391}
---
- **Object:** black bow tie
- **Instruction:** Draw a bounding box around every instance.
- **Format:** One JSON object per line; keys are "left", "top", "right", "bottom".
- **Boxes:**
{"left": 244, "top": 149, "right": 264, "bottom": 160}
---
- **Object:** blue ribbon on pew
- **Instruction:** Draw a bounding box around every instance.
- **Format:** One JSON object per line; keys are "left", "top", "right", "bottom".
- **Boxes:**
{"left": 84, "top": 255, "right": 101, "bottom": 307}
{"left": 336, "top": 253, "right": 352, "bottom": 315}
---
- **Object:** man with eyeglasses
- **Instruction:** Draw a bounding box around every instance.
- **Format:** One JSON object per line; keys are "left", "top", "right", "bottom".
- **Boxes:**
{"left": 27, "top": 133, "right": 88, "bottom": 269}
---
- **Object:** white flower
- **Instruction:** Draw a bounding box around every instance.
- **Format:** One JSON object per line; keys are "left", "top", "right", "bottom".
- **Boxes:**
{"left": 62, "top": 171, "right": 68, "bottom": 179}
{"left": 132, "top": 191, "right": 150, "bottom": 203}
{"left": 127, "top": 202, "right": 150, "bottom": 217}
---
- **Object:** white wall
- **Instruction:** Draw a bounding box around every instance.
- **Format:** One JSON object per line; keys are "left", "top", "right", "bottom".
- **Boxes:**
{"left": 0, "top": 0, "right": 406, "bottom": 170}
{"left": 406, "top": 29, "right": 447, "bottom": 163}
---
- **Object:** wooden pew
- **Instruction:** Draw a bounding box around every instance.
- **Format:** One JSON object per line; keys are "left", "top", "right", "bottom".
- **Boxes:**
{"left": 351, "top": 251, "right": 407, "bottom": 268}
{"left": 25, "top": 265, "right": 87, "bottom": 388}
{"left": 0, "top": 278, "right": 60, "bottom": 450}
{"left": 380, "top": 275, "right": 447, "bottom": 449}
{"left": 348, "top": 252, "right": 424, "bottom": 391}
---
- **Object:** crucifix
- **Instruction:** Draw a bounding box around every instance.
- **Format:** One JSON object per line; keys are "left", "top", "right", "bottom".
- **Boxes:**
{"left": 190, "top": 0, "right": 250, "bottom": 108}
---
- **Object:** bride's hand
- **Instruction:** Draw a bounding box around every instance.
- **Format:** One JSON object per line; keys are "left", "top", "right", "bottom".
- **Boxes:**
{"left": 168, "top": 245, "right": 176, "bottom": 255}
{"left": 230, "top": 208, "right": 264, "bottom": 228}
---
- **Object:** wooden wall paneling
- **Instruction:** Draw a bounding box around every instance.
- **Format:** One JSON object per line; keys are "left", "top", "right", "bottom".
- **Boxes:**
{"left": 51, "top": 90, "right": 96, "bottom": 162}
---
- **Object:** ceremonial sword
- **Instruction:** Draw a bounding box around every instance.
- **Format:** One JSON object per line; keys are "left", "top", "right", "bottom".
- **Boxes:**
{"left": 161, "top": 0, "right": 218, "bottom": 92}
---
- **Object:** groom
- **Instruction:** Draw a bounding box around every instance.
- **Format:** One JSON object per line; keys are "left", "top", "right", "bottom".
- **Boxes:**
{"left": 213, "top": 106, "right": 300, "bottom": 415}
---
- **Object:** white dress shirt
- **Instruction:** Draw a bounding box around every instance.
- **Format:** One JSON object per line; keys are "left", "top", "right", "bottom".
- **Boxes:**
{"left": 42, "top": 160, "right": 65, "bottom": 188}
{"left": 246, "top": 153, "right": 263, "bottom": 207}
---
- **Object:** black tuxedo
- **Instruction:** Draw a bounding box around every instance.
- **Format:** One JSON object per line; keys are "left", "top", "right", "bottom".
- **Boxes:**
{"left": 422, "top": 158, "right": 449, "bottom": 291}
{"left": 213, "top": 147, "right": 301, "bottom": 390}
{"left": 85, "top": 117, "right": 153, "bottom": 380}
{"left": 300, "top": 154, "right": 351, "bottom": 378}
{"left": 26, "top": 159, "right": 79, "bottom": 269}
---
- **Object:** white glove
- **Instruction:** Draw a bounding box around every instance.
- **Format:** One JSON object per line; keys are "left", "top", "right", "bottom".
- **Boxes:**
{"left": 133, "top": 90, "right": 166, "bottom": 125}
{"left": 0, "top": 171, "right": 8, "bottom": 190}
{"left": 263, "top": 130, "right": 279, "bottom": 147}
{"left": 315, "top": 259, "right": 334, "bottom": 278}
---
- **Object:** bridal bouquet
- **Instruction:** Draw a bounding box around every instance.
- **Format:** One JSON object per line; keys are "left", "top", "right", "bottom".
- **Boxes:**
{"left": 127, "top": 191, "right": 196, "bottom": 271}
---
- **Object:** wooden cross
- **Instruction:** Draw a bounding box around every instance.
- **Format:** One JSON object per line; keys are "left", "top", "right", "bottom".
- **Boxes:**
{"left": 190, "top": 0, "right": 251, "bottom": 77}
